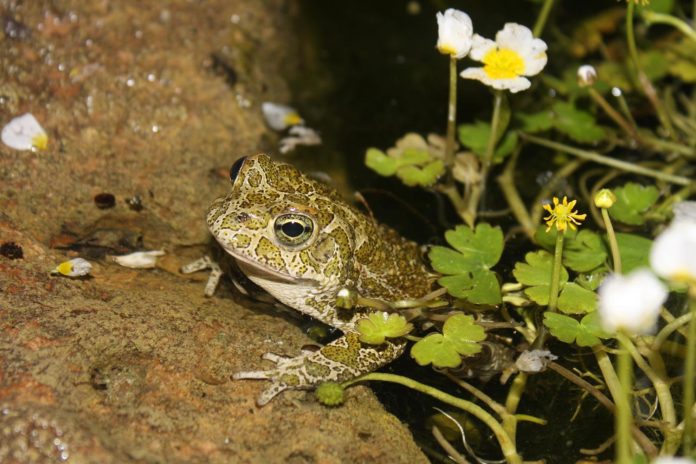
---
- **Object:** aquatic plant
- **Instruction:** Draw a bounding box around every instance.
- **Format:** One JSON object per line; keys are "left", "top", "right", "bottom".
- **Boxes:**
{"left": 353, "top": 0, "right": 696, "bottom": 462}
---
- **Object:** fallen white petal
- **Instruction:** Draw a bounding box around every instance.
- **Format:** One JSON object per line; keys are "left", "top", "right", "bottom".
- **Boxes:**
{"left": 53, "top": 257, "right": 92, "bottom": 277}
{"left": 112, "top": 250, "right": 165, "bottom": 269}
{"left": 2, "top": 113, "right": 48, "bottom": 151}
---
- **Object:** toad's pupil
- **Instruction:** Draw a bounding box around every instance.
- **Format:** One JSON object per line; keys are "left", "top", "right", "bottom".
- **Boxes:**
{"left": 229, "top": 156, "right": 247, "bottom": 183}
{"left": 282, "top": 221, "right": 305, "bottom": 238}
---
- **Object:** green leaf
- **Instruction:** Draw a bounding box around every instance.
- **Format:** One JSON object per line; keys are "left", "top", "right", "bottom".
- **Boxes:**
{"left": 357, "top": 312, "right": 413, "bottom": 345}
{"left": 365, "top": 148, "right": 397, "bottom": 176}
{"left": 516, "top": 110, "right": 554, "bottom": 133}
{"left": 609, "top": 182, "right": 659, "bottom": 225}
{"left": 558, "top": 282, "right": 597, "bottom": 314}
{"left": 638, "top": 51, "right": 669, "bottom": 82}
{"left": 536, "top": 227, "right": 607, "bottom": 273}
{"left": 410, "top": 314, "right": 485, "bottom": 368}
{"left": 513, "top": 251, "right": 569, "bottom": 306}
{"left": 438, "top": 270, "right": 501, "bottom": 305}
{"left": 552, "top": 101, "right": 606, "bottom": 143}
{"left": 615, "top": 232, "right": 652, "bottom": 273}
{"left": 396, "top": 160, "right": 444, "bottom": 187}
{"left": 575, "top": 270, "right": 607, "bottom": 291}
{"left": 442, "top": 224, "right": 504, "bottom": 270}
{"left": 543, "top": 312, "right": 607, "bottom": 347}
{"left": 430, "top": 224, "right": 503, "bottom": 304}
{"left": 457, "top": 121, "right": 518, "bottom": 164}
{"left": 563, "top": 230, "right": 608, "bottom": 272}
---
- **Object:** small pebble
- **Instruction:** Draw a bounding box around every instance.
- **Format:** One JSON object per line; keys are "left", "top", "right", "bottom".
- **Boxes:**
{"left": 94, "top": 192, "right": 116, "bottom": 209}
{"left": 52, "top": 257, "right": 92, "bottom": 277}
{"left": 0, "top": 241, "right": 23, "bottom": 259}
{"left": 126, "top": 195, "right": 143, "bottom": 211}
{"left": 3, "top": 15, "right": 31, "bottom": 40}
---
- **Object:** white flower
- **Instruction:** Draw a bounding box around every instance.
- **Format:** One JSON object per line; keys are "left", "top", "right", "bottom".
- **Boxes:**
{"left": 52, "top": 258, "right": 92, "bottom": 277}
{"left": 652, "top": 458, "right": 696, "bottom": 464}
{"left": 2, "top": 113, "right": 48, "bottom": 151}
{"left": 598, "top": 269, "right": 667, "bottom": 335}
{"left": 577, "top": 65, "right": 597, "bottom": 87}
{"left": 436, "top": 9, "right": 474, "bottom": 59}
{"left": 460, "top": 23, "right": 547, "bottom": 93}
{"left": 112, "top": 250, "right": 165, "bottom": 269}
{"left": 261, "top": 102, "right": 303, "bottom": 131}
{"left": 650, "top": 219, "right": 696, "bottom": 283}
{"left": 673, "top": 201, "right": 696, "bottom": 223}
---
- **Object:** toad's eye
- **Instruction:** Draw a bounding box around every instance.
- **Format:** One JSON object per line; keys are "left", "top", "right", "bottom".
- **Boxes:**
{"left": 229, "top": 156, "right": 247, "bottom": 184}
{"left": 274, "top": 213, "right": 314, "bottom": 247}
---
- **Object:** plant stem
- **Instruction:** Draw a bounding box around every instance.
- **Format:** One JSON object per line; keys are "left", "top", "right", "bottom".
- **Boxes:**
{"left": 548, "top": 230, "right": 565, "bottom": 312}
{"left": 503, "top": 372, "right": 528, "bottom": 443}
{"left": 588, "top": 87, "right": 641, "bottom": 143}
{"left": 521, "top": 134, "right": 693, "bottom": 186}
{"left": 640, "top": 9, "right": 696, "bottom": 41}
{"left": 533, "top": 0, "right": 555, "bottom": 37}
{"left": 601, "top": 208, "right": 622, "bottom": 274}
{"left": 343, "top": 372, "right": 521, "bottom": 464}
{"left": 496, "top": 149, "right": 535, "bottom": 240}
{"left": 445, "top": 55, "right": 458, "bottom": 186}
{"left": 464, "top": 91, "right": 504, "bottom": 224}
{"left": 625, "top": 1, "right": 675, "bottom": 138}
{"left": 615, "top": 337, "right": 633, "bottom": 464}
{"left": 683, "top": 289, "right": 696, "bottom": 454}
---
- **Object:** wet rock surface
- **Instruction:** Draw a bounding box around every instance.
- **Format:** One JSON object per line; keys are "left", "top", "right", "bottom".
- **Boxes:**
{"left": 0, "top": 1, "right": 427, "bottom": 462}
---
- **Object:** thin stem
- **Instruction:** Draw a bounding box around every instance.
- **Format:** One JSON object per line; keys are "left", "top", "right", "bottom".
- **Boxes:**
{"left": 445, "top": 55, "right": 458, "bottom": 185}
{"left": 601, "top": 208, "right": 622, "bottom": 274}
{"left": 640, "top": 10, "right": 696, "bottom": 41}
{"left": 547, "top": 361, "right": 658, "bottom": 456}
{"left": 548, "top": 230, "right": 565, "bottom": 312}
{"left": 588, "top": 87, "right": 641, "bottom": 143}
{"left": 533, "top": 0, "right": 555, "bottom": 37}
{"left": 343, "top": 372, "right": 521, "bottom": 464}
{"left": 503, "top": 372, "right": 528, "bottom": 443}
{"left": 521, "top": 134, "right": 693, "bottom": 186}
{"left": 496, "top": 148, "right": 535, "bottom": 240}
{"left": 615, "top": 338, "right": 633, "bottom": 464}
{"left": 625, "top": 1, "right": 675, "bottom": 138}
{"left": 464, "top": 91, "right": 504, "bottom": 224}
{"left": 683, "top": 291, "right": 696, "bottom": 454}
{"left": 653, "top": 312, "right": 692, "bottom": 351}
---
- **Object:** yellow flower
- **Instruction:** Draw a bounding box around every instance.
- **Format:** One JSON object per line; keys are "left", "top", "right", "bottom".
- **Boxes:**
{"left": 543, "top": 196, "right": 587, "bottom": 232}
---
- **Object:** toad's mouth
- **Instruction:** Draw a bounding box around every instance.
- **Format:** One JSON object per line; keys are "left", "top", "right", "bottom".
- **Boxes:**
{"left": 220, "top": 245, "right": 318, "bottom": 285}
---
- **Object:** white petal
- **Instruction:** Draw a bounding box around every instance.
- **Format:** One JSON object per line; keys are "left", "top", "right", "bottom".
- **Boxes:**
{"left": 521, "top": 39, "right": 548, "bottom": 76}
{"left": 598, "top": 269, "right": 667, "bottom": 335}
{"left": 261, "top": 102, "right": 303, "bottom": 131}
{"left": 460, "top": 67, "right": 531, "bottom": 92}
{"left": 467, "top": 34, "right": 496, "bottom": 62}
{"left": 436, "top": 9, "right": 474, "bottom": 59}
{"left": 112, "top": 250, "right": 165, "bottom": 269}
{"left": 2, "top": 113, "right": 48, "bottom": 151}
{"left": 496, "top": 23, "right": 535, "bottom": 53}
{"left": 650, "top": 220, "right": 696, "bottom": 281}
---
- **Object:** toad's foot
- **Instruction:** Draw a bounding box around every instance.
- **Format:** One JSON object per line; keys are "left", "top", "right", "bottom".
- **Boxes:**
{"left": 181, "top": 255, "right": 222, "bottom": 297}
{"left": 234, "top": 332, "right": 406, "bottom": 405}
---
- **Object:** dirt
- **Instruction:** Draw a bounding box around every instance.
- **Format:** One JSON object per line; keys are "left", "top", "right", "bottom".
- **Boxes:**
{"left": 0, "top": 1, "right": 428, "bottom": 462}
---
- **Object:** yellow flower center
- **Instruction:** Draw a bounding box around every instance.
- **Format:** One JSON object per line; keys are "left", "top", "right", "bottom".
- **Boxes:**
{"left": 543, "top": 196, "right": 587, "bottom": 232}
{"left": 482, "top": 48, "right": 525, "bottom": 80}
{"left": 32, "top": 133, "right": 48, "bottom": 151}
{"left": 283, "top": 112, "right": 303, "bottom": 127}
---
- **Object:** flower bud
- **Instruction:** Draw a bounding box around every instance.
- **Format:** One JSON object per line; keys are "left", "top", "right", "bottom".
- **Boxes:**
{"left": 436, "top": 9, "right": 473, "bottom": 59}
{"left": 594, "top": 189, "right": 616, "bottom": 209}
{"left": 577, "top": 65, "right": 597, "bottom": 87}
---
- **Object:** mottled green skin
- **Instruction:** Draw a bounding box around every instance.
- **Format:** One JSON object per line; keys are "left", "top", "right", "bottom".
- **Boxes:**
{"left": 207, "top": 154, "right": 435, "bottom": 404}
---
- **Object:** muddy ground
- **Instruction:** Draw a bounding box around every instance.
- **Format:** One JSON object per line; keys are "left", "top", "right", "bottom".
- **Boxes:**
{"left": 0, "top": 1, "right": 427, "bottom": 462}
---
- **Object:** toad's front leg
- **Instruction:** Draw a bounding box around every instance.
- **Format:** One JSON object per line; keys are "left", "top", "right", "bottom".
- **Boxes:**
{"left": 235, "top": 332, "right": 406, "bottom": 405}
